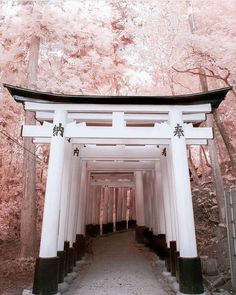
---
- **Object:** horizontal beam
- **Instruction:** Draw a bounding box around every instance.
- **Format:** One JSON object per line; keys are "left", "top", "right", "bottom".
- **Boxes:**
{"left": 35, "top": 111, "right": 206, "bottom": 123}
{"left": 80, "top": 146, "right": 161, "bottom": 159}
{"left": 90, "top": 181, "right": 134, "bottom": 188}
{"left": 66, "top": 124, "right": 172, "bottom": 139}
{"left": 33, "top": 137, "right": 207, "bottom": 146}
{"left": 87, "top": 161, "right": 155, "bottom": 171}
{"left": 25, "top": 102, "right": 212, "bottom": 113}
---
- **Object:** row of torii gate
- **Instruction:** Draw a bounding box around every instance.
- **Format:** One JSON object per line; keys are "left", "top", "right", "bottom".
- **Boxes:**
{"left": 4, "top": 84, "right": 231, "bottom": 295}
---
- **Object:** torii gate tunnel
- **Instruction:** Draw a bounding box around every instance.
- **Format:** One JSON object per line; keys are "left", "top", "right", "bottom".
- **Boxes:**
{"left": 4, "top": 84, "right": 231, "bottom": 295}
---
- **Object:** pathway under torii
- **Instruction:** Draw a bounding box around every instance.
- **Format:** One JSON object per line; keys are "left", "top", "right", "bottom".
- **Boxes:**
{"left": 4, "top": 84, "right": 231, "bottom": 295}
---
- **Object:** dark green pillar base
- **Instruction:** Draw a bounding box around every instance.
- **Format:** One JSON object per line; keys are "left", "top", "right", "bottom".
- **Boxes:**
{"left": 73, "top": 242, "right": 77, "bottom": 265}
{"left": 68, "top": 247, "right": 75, "bottom": 273}
{"left": 120, "top": 220, "right": 127, "bottom": 230}
{"left": 144, "top": 229, "right": 153, "bottom": 248}
{"left": 102, "top": 223, "right": 109, "bottom": 234}
{"left": 86, "top": 224, "right": 100, "bottom": 236}
{"left": 76, "top": 234, "right": 85, "bottom": 259}
{"left": 165, "top": 247, "right": 171, "bottom": 272}
{"left": 178, "top": 256, "right": 204, "bottom": 294}
{"left": 57, "top": 251, "right": 66, "bottom": 283}
{"left": 175, "top": 251, "right": 180, "bottom": 282}
{"left": 64, "top": 241, "right": 70, "bottom": 275}
{"left": 135, "top": 226, "right": 146, "bottom": 243}
{"left": 170, "top": 241, "right": 177, "bottom": 276}
{"left": 153, "top": 234, "right": 168, "bottom": 259}
{"left": 107, "top": 222, "right": 113, "bottom": 233}
{"left": 128, "top": 219, "right": 136, "bottom": 228}
{"left": 116, "top": 221, "right": 121, "bottom": 230}
{"left": 32, "top": 257, "right": 59, "bottom": 295}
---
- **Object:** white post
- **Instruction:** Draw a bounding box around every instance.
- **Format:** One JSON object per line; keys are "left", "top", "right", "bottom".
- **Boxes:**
{"left": 166, "top": 148, "right": 178, "bottom": 245}
{"left": 39, "top": 110, "right": 67, "bottom": 257}
{"left": 92, "top": 186, "right": 97, "bottom": 225}
{"left": 117, "top": 188, "right": 122, "bottom": 222}
{"left": 134, "top": 171, "right": 145, "bottom": 226}
{"left": 154, "top": 161, "right": 166, "bottom": 234}
{"left": 103, "top": 186, "right": 109, "bottom": 224}
{"left": 169, "top": 109, "right": 197, "bottom": 257}
{"left": 108, "top": 187, "right": 113, "bottom": 223}
{"left": 147, "top": 172, "right": 154, "bottom": 230}
{"left": 160, "top": 156, "right": 173, "bottom": 245}
{"left": 96, "top": 186, "right": 101, "bottom": 225}
{"left": 121, "top": 187, "right": 127, "bottom": 221}
{"left": 143, "top": 173, "right": 149, "bottom": 228}
{"left": 76, "top": 161, "right": 87, "bottom": 235}
{"left": 150, "top": 170, "right": 157, "bottom": 234}
{"left": 113, "top": 187, "right": 117, "bottom": 231}
{"left": 169, "top": 109, "right": 204, "bottom": 294}
{"left": 130, "top": 188, "right": 136, "bottom": 221}
{"left": 57, "top": 141, "right": 73, "bottom": 251}
{"left": 66, "top": 153, "right": 80, "bottom": 246}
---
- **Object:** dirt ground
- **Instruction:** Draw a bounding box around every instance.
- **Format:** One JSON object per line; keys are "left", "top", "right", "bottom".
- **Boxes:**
{"left": 0, "top": 240, "right": 35, "bottom": 295}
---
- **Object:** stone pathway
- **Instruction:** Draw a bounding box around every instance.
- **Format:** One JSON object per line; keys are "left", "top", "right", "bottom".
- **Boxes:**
{"left": 66, "top": 231, "right": 171, "bottom": 295}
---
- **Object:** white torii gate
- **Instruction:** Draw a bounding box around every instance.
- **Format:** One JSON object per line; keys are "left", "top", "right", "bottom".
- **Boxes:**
{"left": 4, "top": 84, "right": 231, "bottom": 295}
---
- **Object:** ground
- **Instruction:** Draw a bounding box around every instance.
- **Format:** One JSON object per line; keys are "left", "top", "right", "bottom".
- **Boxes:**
{"left": 0, "top": 240, "right": 35, "bottom": 295}
{"left": 66, "top": 231, "right": 172, "bottom": 295}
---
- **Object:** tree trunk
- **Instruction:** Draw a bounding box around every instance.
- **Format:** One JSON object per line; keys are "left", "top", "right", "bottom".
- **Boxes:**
{"left": 200, "top": 145, "right": 211, "bottom": 168}
{"left": 20, "top": 36, "right": 40, "bottom": 258}
{"left": 188, "top": 147, "right": 201, "bottom": 185}
{"left": 199, "top": 68, "right": 226, "bottom": 224}
{"left": 206, "top": 114, "right": 226, "bottom": 224}
{"left": 213, "top": 110, "right": 236, "bottom": 169}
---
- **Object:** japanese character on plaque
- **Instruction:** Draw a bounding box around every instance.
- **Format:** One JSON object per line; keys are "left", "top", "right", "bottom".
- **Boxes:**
{"left": 173, "top": 124, "right": 184, "bottom": 138}
{"left": 53, "top": 123, "right": 64, "bottom": 137}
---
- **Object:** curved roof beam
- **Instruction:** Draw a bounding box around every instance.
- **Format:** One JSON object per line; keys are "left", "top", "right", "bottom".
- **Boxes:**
{"left": 3, "top": 84, "right": 232, "bottom": 109}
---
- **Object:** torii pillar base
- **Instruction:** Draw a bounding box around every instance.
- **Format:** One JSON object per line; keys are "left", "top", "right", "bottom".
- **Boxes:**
{"left": 32, "top": 257, "right": 59, "bottom": 295}
{"left": 135, "top": 226, "right": 145, "bottom": 243}
{"left": 178, "top": 257, "right": 204, "bottom": 294}
{"left": 76, "top": 234, "right": 85, "bottom": 260}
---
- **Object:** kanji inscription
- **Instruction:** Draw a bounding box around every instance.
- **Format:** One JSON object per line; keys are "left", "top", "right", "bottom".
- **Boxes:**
{"left": 173, "top": 124, "right": 184, "bottom": 138}
{"left": 53, "top": 123, "right": 64, "bottom": 137}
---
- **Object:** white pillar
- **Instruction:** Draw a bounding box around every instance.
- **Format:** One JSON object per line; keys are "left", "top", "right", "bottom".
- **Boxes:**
{"left": 76, "top": 161, "right": 87, "bottom": 235}
{"left": 154, "top": 161, "right": 166, "bottom": 234}
{"left": 121, "top": 188, "right": 127, "bottom": 221}
{"left": 85, "top": 184, "right": 92, "bottom": 225}
{"left": 134, "top": 171, "right": 145, "bottom": 226}
{"left": 67, "top": 153, "right": 80, "bottom": 246}
{"left": 117, "top": 188, "right": 122, "bottom": 222}
{"left": 108, "top": 188, "right": 113, "bottom": 223}
{"left": 81, "top": 168, "right": 89, "bottom": 234}
{"left": 169, "top": 110, "right": 197, "bottom": 257}
{"left": 73, "top": 158, "right": 82, "bottom": 238}
{"left": 113, "top": 187, "right": 117, "bottom": 231}
{"left": 143, "top": 173, "right": 149, "bottom": 227}
{"left": 130, "top": 188, "right": 136, "bottom": 220}
{"left": 166, "top": 148, "right": 178, "bottom": 245}
{"left": 103, "top": 186, "right": 109, "bottom": 224}
{"left": 147, "top": 172, "right": 154, "bottom": 230}
{"left": 160, "top": 155, "right": 173, "bottom": 245}
{"left": 39, "top": 110, "right": 67, "bottom": 257}
{"left": 57, "top": 141, "right": 73, "bottom": 251}
{"left": 96, "top": 187, "right": 101, "bottom": 225}
{"left": 92, "top": 186, "right": 97, "bottom": 225}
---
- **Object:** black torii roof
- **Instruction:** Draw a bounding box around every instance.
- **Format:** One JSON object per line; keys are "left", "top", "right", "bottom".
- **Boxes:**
{"left": 3, "top": 83, "right": 232, "bottom": 109}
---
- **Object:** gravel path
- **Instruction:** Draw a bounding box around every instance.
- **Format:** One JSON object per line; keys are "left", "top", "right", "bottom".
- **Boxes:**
{"left": 66, "top": 231, "right": 171, "bottom": 295}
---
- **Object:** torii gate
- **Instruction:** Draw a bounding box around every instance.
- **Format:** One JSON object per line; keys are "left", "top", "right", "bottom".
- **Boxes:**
{"left": 4, "top": 84, "right": 231, "bottom": 295}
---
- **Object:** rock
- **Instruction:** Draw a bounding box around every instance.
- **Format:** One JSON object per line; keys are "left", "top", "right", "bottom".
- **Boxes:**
{"left": 203, "top": 258, "right": 219, "bottom": 276}
{"left": 211, "top": 276, "right": 227, "bottom": 288}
